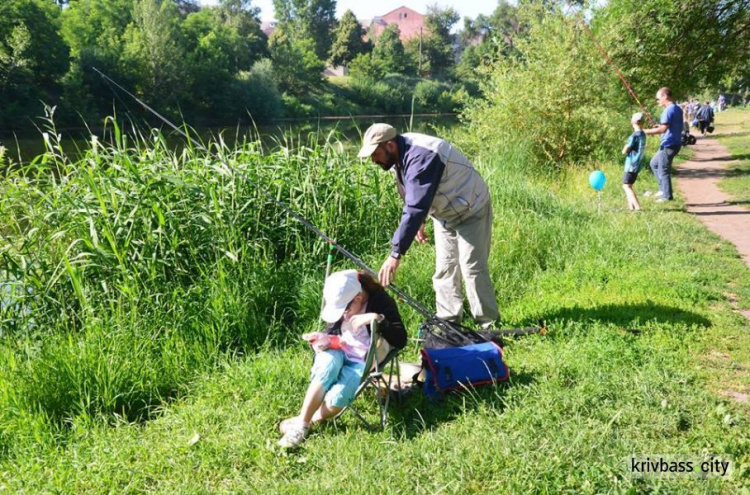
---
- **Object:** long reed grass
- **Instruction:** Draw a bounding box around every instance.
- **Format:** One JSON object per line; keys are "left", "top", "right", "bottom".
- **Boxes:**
{"left": 0, "top": 116, "right": 404, "bottom": 447}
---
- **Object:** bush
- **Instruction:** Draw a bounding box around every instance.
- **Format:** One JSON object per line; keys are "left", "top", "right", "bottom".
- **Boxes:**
{"left": 348, "top": 75, "right": 411, "bottom": 114}
{"left": 462, "top": 4, "right": 626, "bottom": 169}
{"left": 346, "top": 73, "right": 465, "bottom": 115}
{"left": 413, "top": 79, "right": 461, "bottom": 113}
{"left": 281, "top": 93, "right": 315, "bottom": 117}
{"left": 232, "top": 59, "right": 283, "bottom": 123}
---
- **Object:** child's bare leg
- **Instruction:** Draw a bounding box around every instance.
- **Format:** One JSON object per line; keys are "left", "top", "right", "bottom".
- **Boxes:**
{"left": 310, "top": 403, "right": 342, "bottom": 423}
{"left": 623, "top": 184, "right": 640, "bottom": 210}
{"left": 299, "top": 381, "right": 326, "bottom": 424}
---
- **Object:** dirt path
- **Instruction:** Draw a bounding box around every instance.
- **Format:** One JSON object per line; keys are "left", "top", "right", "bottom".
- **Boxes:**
{"left": 675, "top": 135, "right": 750, "bottom": 270}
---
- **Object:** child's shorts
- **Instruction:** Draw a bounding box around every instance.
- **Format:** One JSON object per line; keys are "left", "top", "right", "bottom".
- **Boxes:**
{"left": 622, "top": 171, "right": 639, "bottom": 185}
{"left": 310, "top": 349, "right": 366, "bottom": 409}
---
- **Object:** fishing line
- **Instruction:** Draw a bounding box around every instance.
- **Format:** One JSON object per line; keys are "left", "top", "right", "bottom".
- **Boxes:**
{"left": 94, "top": 69, "right": 155, "bottom": 139}
{"left": 563, "top": 2, "right": 657, "bottom": 126}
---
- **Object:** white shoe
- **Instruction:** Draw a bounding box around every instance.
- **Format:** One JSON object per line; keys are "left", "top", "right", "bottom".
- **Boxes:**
{"left": 654, "top": 190, "right": 664, "bottom": 198}
{"left": 278, "top": 422, "right": 309, "bottom": 449}
{"left": 644, "top": 190, "right": 653, "bottom": 197}
{"left": 279, "top": 417, "right": 300, "bottom": 435}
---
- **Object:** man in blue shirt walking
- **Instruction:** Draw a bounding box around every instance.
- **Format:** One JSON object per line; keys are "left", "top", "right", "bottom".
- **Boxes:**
{"left": 644, "top": 87, "right": 682, "bottom": 202}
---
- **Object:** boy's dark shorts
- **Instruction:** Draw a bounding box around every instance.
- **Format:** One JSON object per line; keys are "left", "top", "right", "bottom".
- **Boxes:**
{"left": 623, "top": 171, "right": 639, "bottom": 185}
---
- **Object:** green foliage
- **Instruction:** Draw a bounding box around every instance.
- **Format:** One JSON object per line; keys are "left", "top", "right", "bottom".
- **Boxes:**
{"left": 413, "top": 79, "right": 459, "bottom": 113}
{"left": 421, "top": 5, "right": 460, "bottom": 78}
{"left": 345, "top": 73, "right": 464, "bottom": 115}
{"left": 0, "top": 0, "right": 69, "bottom": 84}
{"left": 455, "top": 0, "right": 525, "bottom": 84}
{"left": 233, "top": 59, "right": 283, "bottom": 122}
{"left": 371, "top": 24, "right": 415, "bottom": 77}
{"left": 268, "top": 24, "right": 324, "bottom": 95}
{"left": 347, "top": 52, "right": 381, "bottom": 79}
{"left": 58, "top": 0, "right": 134, "bottom": 121}
{"left": 122, "top": 0, "right": 185, "bottom": 105}
{"left": 0, "top": 0, "right": 69, "bottom": 128}
{"left": 272, "top": 0, "right": 336, "bottom": 60}
{"left": 9, "top": 0, "right": 272, "bottom": 128}
{"left": 347, "top": 74, "right": 412, "bottom": 114}
{"left": 462, "top": 3, "right": 623, "bottom": 169}
{"left": 594, "top": 0, "right": 750, "bottom": 100}
{"left": 0, "top": 23, "right": 32, "bottom": 89}
{"left": 328, "top": 9, "right": 370, "bottom": 67}
{"left": 61, "top": 0, "right": 132, "bottom": 59}
{"left": 198, "top": 0, "right": 268, "bottom": 73}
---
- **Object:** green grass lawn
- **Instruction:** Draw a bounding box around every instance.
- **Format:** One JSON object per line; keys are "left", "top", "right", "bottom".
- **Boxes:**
{"left": 1, "top": 115, "right": 749, "bottom": 493}
{"left": 714, "top": 107, "right": 750, "bottom": 207}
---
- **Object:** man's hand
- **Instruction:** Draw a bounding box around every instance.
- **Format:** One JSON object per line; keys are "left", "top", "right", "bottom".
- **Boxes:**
{"left": 415, "top": 223, "right": 429, "bottom": 243}
{"left": 646, "top": 124, "right": 668, "bottom": 135}
{"left": 378, "top": 255, "right": 400, "bottom": 287}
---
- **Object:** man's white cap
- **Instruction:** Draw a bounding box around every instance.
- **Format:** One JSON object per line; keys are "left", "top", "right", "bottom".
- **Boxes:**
{"left": 631, "top": 112, "right": 644, "bottom": 123}
{"left": 320, "top": 270, "right": 362, "bottom": 323}
{"left": 357, "top": 123, "right": 397, "bottom": 158}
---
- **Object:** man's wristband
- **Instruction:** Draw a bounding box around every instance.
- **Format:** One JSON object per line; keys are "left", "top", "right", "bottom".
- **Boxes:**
{"left": 390, "top": 251, "right": 401, "bottom": 260}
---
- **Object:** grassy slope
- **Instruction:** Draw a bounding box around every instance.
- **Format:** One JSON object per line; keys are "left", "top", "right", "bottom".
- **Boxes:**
{"left": 714, "top": 108, "right": 750, "bottom": 207}
{"left": 3, "top": 116, "right": 750, "bottom": 493}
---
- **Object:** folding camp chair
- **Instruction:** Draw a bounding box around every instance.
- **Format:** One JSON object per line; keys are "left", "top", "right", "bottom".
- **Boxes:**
{"left": 335, "top": 320, "right": 401, "bottom": 431}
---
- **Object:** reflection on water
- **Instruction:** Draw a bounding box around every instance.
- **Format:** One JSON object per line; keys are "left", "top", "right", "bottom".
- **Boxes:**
{"left": 0, "top": 276, "right": 32, "bottom": 333}
{"left": 1, "top": 114, "right": 458, "bottom": 165}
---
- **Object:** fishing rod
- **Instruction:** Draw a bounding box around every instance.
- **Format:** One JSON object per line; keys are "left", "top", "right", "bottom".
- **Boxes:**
{"left": 91, "top": 67, "right": 468, "bottom": 335}
{"left": 563, "top": 2, "right": 657, "bottom": 127}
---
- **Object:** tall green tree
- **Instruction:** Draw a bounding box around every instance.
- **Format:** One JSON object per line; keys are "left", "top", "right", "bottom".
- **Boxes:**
{"left": 122, "top": 0, "right": 186, "bottom": 106}
{"left": 60, "top": 0, "right": 135, "bottom": 120}
{"left": 421, "top": 4, "right": 459, "bottom": 78}
{"left": 61, "top": 0, "right": 132, "bottom": 60}
{"left": 328, "top": 9, "right": 369, "bottom": 67}
{"left": 180, "top": 2, "right": 269, "bottom": 120}
{"left": 455, "top": 1, "right": 525, "bottom": 83}
{"left": 372, "top": 24, "right": 413, "bottom": 75}
{"left": 268, "top": 23, "right": 324, "bottom": 94}
{"left": 0, "top": 0, "right": 69, "bottom": 128}
{"left": 486, "top": 0, "right": 524, "bottom": 52}
{"left": 213, "top": 0, "right": 268, "bottom": 71}
{"left": 0, "top": 23, "right": 32, "bottom": 97}
{"left": 272, "top": 0, "right": 336, "bottom": 60}
{"left": 0, "top": 0, "right": 68, "bottom": 86}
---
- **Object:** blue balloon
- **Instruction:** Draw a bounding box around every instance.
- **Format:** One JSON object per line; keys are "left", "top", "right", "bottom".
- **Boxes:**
{"left": 588, "top": 170, "right": 606, "bottom": 191}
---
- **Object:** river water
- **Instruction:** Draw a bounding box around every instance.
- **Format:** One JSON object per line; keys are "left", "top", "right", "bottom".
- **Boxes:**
{"left": 1, "top": 114, "right": 458, "bottom": 164}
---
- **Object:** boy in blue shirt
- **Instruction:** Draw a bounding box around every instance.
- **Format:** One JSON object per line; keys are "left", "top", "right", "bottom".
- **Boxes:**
{"left": 622, "top": 112, "right": 646, "bottom": 211}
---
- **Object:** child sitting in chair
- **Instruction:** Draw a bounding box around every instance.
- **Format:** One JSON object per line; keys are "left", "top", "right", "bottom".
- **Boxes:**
{"left": 278, "top": 269, "right": 406, "bottom": 448}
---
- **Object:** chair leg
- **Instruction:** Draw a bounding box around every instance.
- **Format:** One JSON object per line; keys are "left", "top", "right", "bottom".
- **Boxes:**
{"left": 334, "top": 351, "right": 402, "bottom": 431}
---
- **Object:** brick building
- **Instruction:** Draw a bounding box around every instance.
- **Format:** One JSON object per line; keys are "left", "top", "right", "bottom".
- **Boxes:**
{"left": 363, "top": 6, "right": 426, "bottom": 42}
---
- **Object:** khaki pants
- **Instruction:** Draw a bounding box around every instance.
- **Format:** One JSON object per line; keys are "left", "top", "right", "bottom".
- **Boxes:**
{"left": 432, "top": 202, "right": 499, "bottom": 328}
